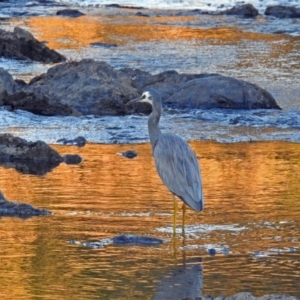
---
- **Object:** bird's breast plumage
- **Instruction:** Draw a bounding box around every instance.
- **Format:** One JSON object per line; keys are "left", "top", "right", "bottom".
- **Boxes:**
{"left": 153, "top": 133, "right": 203, "bottom": 211}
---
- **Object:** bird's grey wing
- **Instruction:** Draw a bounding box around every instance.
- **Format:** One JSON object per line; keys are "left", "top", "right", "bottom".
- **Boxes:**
{"left": 153, "top": 134, "right": 203, "bottom": 211}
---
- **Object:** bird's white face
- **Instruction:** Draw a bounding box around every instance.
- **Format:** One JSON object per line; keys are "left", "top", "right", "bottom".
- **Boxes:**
{"left": 127, "top": 90, "right": 157, "bottom": 106}
{"left": 139, "top": 91, "right": 153, "bottom": 105}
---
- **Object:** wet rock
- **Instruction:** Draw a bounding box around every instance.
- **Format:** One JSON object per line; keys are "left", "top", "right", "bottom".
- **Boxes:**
{"left": 265, "top": 5, "right": 300, "bottom": 18}
{"left": 164, "top": 74, "right": 281, "bottom": 110}
{"left": 56, "top": 9, "right": 85, "bottom": 17}
{"left": 62, "top": 154, "right": 82, "bottom": 164}
{"left": 70, "top": 234, "right": 164, "bottom": 249}
{"left": 90, "top": 42, "right": 118, "bottom": 48}
{"left": 57, "top": 136, "right": 87, "bottom": 147}
{"left": 20, "top": 59, "right": 280, "bottom": 116}
{"left": 2, "top": 91, "right": 79, "bottom": 116}
{"left": 0, "top": 68, "right": 17, "bottom": 97}
{"left": 24, "top": 59, "right": 140, "bottom": 115}
{"left": 117, "top": 150, "right": 138, "bottom": 159}
{"left": 112, "top": 234, "right": 163, "bottom": 245}
{"left": 0, "top": 191, "right": 51, "bottom": 219}
{"left": 105, "top": 4, "right": 144, "bottom": 9}
{"left": 224, "top": 4, "right": 259, "bottom": 18}
{"left": 0, "top": 27, "right": 65, "bottom": 63}
{"left": 135, "top": 11, "right": 150, "bottom": 17}
{"left": 0, "top": 133, "right": 63, "bottom": 175}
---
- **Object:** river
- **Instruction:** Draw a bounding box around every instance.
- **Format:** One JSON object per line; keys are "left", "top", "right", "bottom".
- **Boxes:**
{"left": 0, "top": 1, "right": 300, "bottom": 299}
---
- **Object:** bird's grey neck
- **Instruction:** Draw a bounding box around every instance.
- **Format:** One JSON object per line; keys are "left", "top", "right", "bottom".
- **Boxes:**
{"left": 148, "top": 107, "right": 161, "bottom": 149}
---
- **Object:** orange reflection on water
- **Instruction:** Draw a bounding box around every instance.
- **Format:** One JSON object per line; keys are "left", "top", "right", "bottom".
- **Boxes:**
{"left": 16, "top": 15, "right": 284, "bottom": 50}
{"left": 0, "top": 141, "right": 300, "bottom": 299}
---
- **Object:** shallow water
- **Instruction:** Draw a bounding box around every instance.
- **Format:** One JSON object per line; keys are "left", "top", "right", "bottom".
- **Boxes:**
{"left": 0, "top": 13, "right": 300, "bottom": 144}
{"left": 0, "top": 141, "right": 300, "bottom": 299}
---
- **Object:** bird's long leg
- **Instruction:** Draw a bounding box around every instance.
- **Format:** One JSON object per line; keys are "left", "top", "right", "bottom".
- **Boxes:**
{"left": 182, "top": 203, "right": 186, "bottom": 234}
{"left": 173, "top": 194, "right": 177, "bottom": 235}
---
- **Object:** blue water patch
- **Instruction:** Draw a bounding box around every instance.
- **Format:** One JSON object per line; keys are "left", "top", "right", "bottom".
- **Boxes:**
{"left": 0, "top": 107, "right": 300, "bottom": 143}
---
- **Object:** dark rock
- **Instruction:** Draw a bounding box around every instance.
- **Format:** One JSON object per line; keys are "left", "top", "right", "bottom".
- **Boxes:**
{"left": 112, "top": 234, "right": 164, "bottom": 245}
{"left": 0, "top": 191, "right": 51, "bottom": 219}
{"left": 135, "top": 11, "right": 150, "bottom": 17}
{"left": 20, "top": 60, "right": 280, "bottom": 116}
{"left": 0, "top": 69, "right": 15, "bottom": 106}
{"left": 105, "top": 4, "right": 144, "bottom": 9}
{"left": 163, "top": 74, "right": 281, "bottom": 110}
{"left": 2, "top": 91, "right": 79, "bottom": 116}
{"left": 56, "top": 9, "right": 85, "bottom": 17}
{"left": 265, "top": 5, "right": 300, "bottom": 18}
{"left": 117, "top": 150, "right": 138, "bottom": 159}
{"left": 0, "top": 133, "right": 63, "bottom": 175}
{"left": 62, "top": 154, "right": 82, "bottom": 164}
{"left": 90, "top": 42, "right": 118, "bottom": 48}
{"left": 25, "top": 59, "right": 140, "bottom": 115}
{"left": 0, "top": 68, "right": 17, "bottom": 96}
{"left": 224, "top": 4, "right": 259, "bottom": 18}
{"left": 57, "top": 136, "right": 87, "bottom": 147}
{"left": 0, "top": 27, "right": 65, "bottom": 63}
{"left": 70, "top": 234, "right": 164, "bottom": 248}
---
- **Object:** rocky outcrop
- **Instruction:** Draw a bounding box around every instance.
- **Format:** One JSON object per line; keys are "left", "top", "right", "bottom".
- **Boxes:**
{"left": 1, "top": 90, "right": 80, "bottom": 116}
{"left": 0, "top": 68, "right": 17, "bottom": 96}
{"left": 0, "top": 191, "right": 51, "bottom": 218}
{"left": 0, "top": 27, "right": 65, "bottom": 63}
{"left": 0, "top": 59, "right": 281, "bottom": 116}
{"left": 21, "top": 59, "right": 280, "bottom": 115}
{"left": 24, "top": 59, "right": 140, "bottom": 115}
{"left": 162, "top": 74, "right": 281, "bottom": 109}
{"left": 0, "top": 134, "right": 63, "bottom": 175}
{"left": 265, "top": 5, "right": 300, "bottom": 18}
{"left": 224, "top": 4, "right": 259, "bottom": 18}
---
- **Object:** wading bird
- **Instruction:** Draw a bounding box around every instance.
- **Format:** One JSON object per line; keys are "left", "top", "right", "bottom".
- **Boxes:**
{"left": 127, "top": 89, "right": 203, "bottom": 233}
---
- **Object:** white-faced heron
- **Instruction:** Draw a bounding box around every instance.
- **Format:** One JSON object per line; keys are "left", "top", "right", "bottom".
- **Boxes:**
{"left": 128, "top": 89, "right": 204, "bottom": 233}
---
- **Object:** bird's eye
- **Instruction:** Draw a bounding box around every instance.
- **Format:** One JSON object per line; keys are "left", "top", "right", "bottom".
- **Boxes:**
{"left": 142, "top": 95, "right": 146, "bottom": 99}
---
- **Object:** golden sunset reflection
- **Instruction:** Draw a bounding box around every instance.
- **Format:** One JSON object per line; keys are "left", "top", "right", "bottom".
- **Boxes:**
{"left": 0, "top": 141, "right": 300, "bottom": 298}
{"left": 11, "top": 15, "right": 286, "bottom": 50}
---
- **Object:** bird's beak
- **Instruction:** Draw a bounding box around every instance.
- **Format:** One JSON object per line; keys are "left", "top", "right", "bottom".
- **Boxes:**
{"left": 126, "top": 95, "right": 144, "bottom": 105}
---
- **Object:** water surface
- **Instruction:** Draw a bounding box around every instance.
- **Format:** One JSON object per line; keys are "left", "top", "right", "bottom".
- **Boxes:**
{"left": 0, "top": 142, "right": 300, "bottom": 299}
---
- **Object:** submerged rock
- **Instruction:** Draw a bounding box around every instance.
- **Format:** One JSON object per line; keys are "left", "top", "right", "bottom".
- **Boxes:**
{"left": 56, "top": 9, "right": 85, "bottom": 17}
{"left": 62, "top": 154, "right": 83, "bottom": 165}
{"left": 265, "top": 5, "right": 300, "bottom": 18}
{"left": 0, "top": 27, "right": 65, "bottom": 63}
{"left": 57, "top": 136, "right": 87, "bottom": 147}
{"left": 0, "top": 191, "right": 51, "bottom": 218}
{"left": 70, "top": 234, "right": 164, "bottom": 248}
{"left": 0, "top": 133, "right": 63, "bottom": 175}
{"left": 117, "top": 150, "right": 138, "bottom": 159}
{"left": 90, "top": 42, "right": 118, "bottom": 48}
{"left": 112, "top": 234, "right": 163, "bottom": 245}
